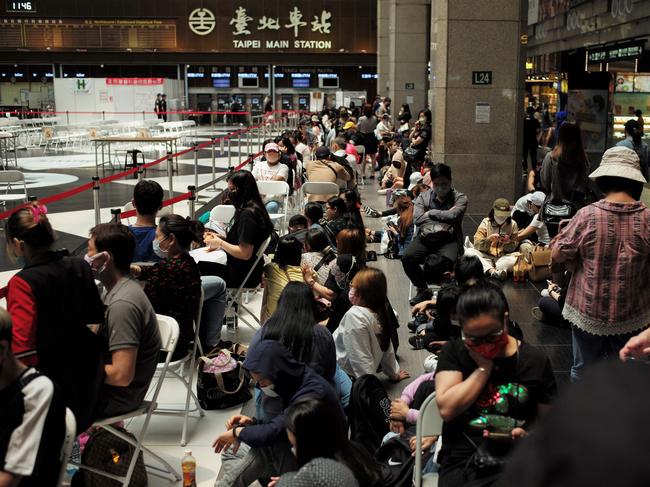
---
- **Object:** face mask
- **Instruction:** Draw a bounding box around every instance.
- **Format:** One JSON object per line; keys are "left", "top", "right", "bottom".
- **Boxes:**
{"left": 152, "top": 237, "right": 169, "bottom": 259}
{"left": 84, "top": 252, "right": 109, "bottom": 279}
{"left": 466, "top": 333, "right": 508, "bottom": 360}
{"left": 419, "top": 117, "right": 427, "bottom": 125}
{"left": 348, "top": 287, "right": 360, "bottom": 306}
{"left": 228, "top": 188, "right": 242, "bottom": 208}
{"left": 494, "top": 215, "right": 508, "bottom": 225}
{"left": 261, "top": 384, "right": 279, "bottom": 398}
{"left": 435, "top": 186, "right": 451, "bottom": 198}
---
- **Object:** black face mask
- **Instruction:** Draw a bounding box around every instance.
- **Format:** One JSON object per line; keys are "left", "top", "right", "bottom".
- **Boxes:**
{"left": 228, "top": 188, "right": 243, "bottom": 208}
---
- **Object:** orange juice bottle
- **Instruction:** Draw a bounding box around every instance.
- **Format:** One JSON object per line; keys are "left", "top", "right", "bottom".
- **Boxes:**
{"left": 182, "top": 450, "right": 197, "bottom": 487}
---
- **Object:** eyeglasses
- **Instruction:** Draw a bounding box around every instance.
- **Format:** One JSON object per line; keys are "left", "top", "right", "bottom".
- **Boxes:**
{"left": 461, "top": 328, "right": 504, "bottom": 345}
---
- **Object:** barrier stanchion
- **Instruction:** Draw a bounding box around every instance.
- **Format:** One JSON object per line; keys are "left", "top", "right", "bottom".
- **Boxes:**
{"left": 137, "top": 162, "right": 144, "bottom": 180}
{"left": 166, "top": 151, "right": 174, "bottom": 211}
{"left": 210, "top": 138, "right": 217, "bottom": 191}
{"left": 102, "top": 110, "right": 105, "bottom": 121}
{"left": 247, "top": 130, "right": 251, "bottom": 156}
{"left": 227, "top": 137, "right": 232, "bottom": 168}
{"left": 111, "top": 208, "right": 121, "bottom": 223}
{"left": 66, "top": 111, "right": 69, "bottom": 124}
{"left": 92, "top": 176, "right": 101, "bottom": 226}
{"left": 193, "top": 142, "right": 199, "bottom": 193}
{"left": 188, "top": 185, "right": 196, "bottom": 219}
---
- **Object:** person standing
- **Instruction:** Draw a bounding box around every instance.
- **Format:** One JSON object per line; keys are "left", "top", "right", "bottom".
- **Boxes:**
{"left": 154, "top": 93, "right": 162, "bottom": 120}
{"left": 160, "top": 94, "right": 168, "bottom": 122}
{"left": 523, "top": 106, "right": 541, "bottom": 175}
{"left": 551, "top": 146, "right": 650, "bottom": 381}
{"left": 540, "top": 121, "right": 590, "bottom": 238}
{"left": 635, "top": 109, "right": 644, "bottom": 135}
{"left": 616, "top": 119, "right": 649, "bottom": 180}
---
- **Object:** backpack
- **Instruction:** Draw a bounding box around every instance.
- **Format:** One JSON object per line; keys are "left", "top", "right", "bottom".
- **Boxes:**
{"left": 349, "top": 375, "right": 392, "bottom": 456}
{"left": 375, "top": 434, "right": 416, "bottom": 487}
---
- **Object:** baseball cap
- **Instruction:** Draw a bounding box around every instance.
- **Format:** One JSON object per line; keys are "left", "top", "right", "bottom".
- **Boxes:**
{"left": 589, "top": 146, "right": 647, "bottom": 183}
{"left": 264, "top": 142, "right": 280, "bottom": 153}
{"left": 315, "top": 146, "right": 331, "bottom": 160}
{"left": 311, "top": 115, "right": 319, "bottom": 122}
{"left": 493, "top": 198, "right": 511, "bottom": 218}
{"left": 527, "top": 191, "right": 546, "bottom": 207}
{"left": 343, "top": 121, "right": 356, "bottom": 130}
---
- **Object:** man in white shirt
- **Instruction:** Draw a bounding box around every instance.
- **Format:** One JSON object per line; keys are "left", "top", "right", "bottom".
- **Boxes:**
{"left": 252, "top": 142, "right": 289, "bottom": 214}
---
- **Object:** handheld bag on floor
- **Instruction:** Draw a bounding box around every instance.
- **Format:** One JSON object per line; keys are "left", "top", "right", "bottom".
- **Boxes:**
{"left": 196, "top": 347, "right": 251, "bottom": 410}
{"left": 81, "top": 427, "right": 147, "bottom": 487}
{"left": 527, "top": 244, "right": 552, "bottom": 281}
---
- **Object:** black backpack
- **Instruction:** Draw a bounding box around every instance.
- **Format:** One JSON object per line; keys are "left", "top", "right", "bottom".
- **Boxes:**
{"left": 349, "top": 375, "right": 392, "bottom": 456}
{"left": 375, "top": 434, "right": 416, "bottom": 487}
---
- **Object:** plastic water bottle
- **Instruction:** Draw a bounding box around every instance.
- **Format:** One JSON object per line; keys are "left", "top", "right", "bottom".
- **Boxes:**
{"left": 182, "top": 449, "right": 197, "bottom": 487}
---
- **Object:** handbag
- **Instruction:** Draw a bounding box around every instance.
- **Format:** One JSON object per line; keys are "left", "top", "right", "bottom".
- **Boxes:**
{"left": 81, "top": 427, "right": 147, "bottom": 487}
{"left": 418, "top": 220, "right": 455, "bottom": 245}
{"left": 463, "top": 434, "right": 509, "bottom": 479}
{"left": 196, "top": 347, "right": 251, "bottom": 410}
{"left": 512, "top": 254, "right": 533, "bottom": 282}
{"left": 528, "top": 245, "right": 552, "bottom": 282}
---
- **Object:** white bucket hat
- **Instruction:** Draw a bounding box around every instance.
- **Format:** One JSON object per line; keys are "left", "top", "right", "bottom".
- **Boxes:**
{"left": 589, "top": 146, "right": 647, "bottom": 183}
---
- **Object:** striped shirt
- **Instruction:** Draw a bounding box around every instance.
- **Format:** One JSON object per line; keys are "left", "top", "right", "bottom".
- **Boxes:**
{"left": 553, "top": 200, "right": 650, "bottom": 336}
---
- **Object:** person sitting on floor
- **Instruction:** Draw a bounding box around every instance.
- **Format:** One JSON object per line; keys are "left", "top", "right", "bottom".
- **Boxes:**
{"left": 0, "top": 307, "right": 66, "bottom": 487}
{"left": 286, "top": 214, "right": 309, "bottom": 244}
{"left": 262, "top": 237, "right": 305, "bottom": 322}
{"left": 128, "top": 180, "right": 164, "bottom": 262}
{"left": 272, "top": 398, "right": 382, "bottom": 487}
{"left": 304, "top": 202, "right": 324, "bottom": 231}
{"left": 435, "top": 283, "right": 556, "bottom": 487}
{"left": 212, "top": 340, "right": 342, "bottom": 487}
{"left": 86, "top": 223, "right": 162, "bottom": 418}
{"left": 464, "top": 198, "right": 521, "bottom": 281}
{"left": 334, "top": 268, "right": 409, "bottom": 381}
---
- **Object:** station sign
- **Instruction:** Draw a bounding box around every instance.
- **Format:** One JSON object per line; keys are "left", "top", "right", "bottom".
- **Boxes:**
{"left": 588, "top": 41, "right": 644, "bottom": 64}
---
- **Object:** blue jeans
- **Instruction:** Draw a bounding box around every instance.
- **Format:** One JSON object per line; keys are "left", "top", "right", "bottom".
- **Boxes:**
{"left": 265, "top": 200, "right": 281, "bottom": 214}
{"left": 333, "top": 364, "right": 352, "bottom": 409}
{"left": 571, "top": 326, "right": 635, "bottom": 382}
{"left": 200, "top": 275, "right": 227, "bottom": 347}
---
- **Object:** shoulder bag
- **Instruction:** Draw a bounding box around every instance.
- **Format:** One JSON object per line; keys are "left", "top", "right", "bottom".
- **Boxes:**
{"left": 196, "top": 347, "right": 251, "bottom": 410}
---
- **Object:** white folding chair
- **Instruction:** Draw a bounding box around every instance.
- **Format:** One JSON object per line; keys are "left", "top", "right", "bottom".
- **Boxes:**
{"left": 225, "top": 234, "right": 272, "bottom": 331}
{"left": 70, "top": 315, "right": 182, "bottom": 485}
{"left": 209, "top": 204, "right": 236, "bottom": 226}
{"left": 57, "top": 408, "right": 76, "bottom": 487}
{"left": 414, "top": 392, "right": 444, "bottom": 487}
{"left": 299, "top": 181, "right": 340, "bottom": 209}
{"left": 151, "top": 290, "right": 205, "bottom": 446}
{"left": 256, "top": 180, "right": 290, "bottom": 233}
{"left": 0, "top": 170, "right": 28, "bottom": 208}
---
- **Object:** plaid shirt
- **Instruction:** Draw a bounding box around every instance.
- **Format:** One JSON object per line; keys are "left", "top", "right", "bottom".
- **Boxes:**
{"left": 553, "top": 200, "right": 650, "bottom": 336}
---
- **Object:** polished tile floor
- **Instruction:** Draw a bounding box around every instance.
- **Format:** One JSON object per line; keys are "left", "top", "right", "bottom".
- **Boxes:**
{"left": 0, "top": 133, "right": 572, "bottom": 485}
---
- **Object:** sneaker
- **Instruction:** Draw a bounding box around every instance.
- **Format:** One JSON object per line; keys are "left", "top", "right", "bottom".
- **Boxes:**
{"left": 531, "top": 307, "right": 544, "bottom": 322}
{"left": 409, "top": 333, "right": 427, "bottom": 350}
{"left": 362, "top": 205, "right": 382, "bottom": 218}
{"left": 540, "top": 289, "right": 550, "bottom": 298}
{"left": 409, "top": 288, "right": 433, "bottom": 306}
{"left": 423, "top": 354, "right": 438, "bottom": 373}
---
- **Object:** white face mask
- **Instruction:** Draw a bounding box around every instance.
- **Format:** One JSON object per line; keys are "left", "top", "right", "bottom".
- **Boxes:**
{"left": 494, "top": 215, "right": 508, "bottom": 225}
{"left": 261, "top": 384, "right": 279, "bottom": 398}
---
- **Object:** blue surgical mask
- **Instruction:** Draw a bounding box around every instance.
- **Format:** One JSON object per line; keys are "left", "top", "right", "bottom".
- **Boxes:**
{"left": 261, "top": 384, "right": 279, "bottom": 398}
{"left": 152, "top": 237, "right": 169, "bottom": 259}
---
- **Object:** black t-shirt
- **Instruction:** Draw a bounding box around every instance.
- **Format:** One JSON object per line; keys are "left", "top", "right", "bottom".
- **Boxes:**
{"left": 523, "top": 116, "right": 540, "bottom": 142}
{"left": 436, "top": 339, "right": 556, "bottom": 456}
{"left": 412, "top": 125, "right": 431, "bottom": 151}
{"left": 227, "top": 207, "right": 271, "bottom": 287}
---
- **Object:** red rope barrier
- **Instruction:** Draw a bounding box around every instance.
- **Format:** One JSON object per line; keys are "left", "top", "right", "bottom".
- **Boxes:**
{"left": 0, "top": 114, "right": 290, "bottom": 221}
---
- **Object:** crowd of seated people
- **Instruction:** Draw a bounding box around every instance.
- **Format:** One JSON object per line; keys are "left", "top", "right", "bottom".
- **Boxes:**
{"left": 5, "top": 105, "right": 650, "bottom": 487}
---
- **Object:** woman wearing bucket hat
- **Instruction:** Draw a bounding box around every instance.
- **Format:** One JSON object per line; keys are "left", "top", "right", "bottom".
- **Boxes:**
{"left": 463, "top": 198, "right": 521, "bottom": 280}
{"left": 551, "top": 146, "right": 650, "bottom": 381}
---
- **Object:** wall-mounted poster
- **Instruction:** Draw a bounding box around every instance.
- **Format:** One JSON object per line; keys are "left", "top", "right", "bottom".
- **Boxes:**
{"left": 634, "top": 75, "right": 650, "bottom": 93}
{"left": 615, "top": 74, "right": 635, "bottom": 93}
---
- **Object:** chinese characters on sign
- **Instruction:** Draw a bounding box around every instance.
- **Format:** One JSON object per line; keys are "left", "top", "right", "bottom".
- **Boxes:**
{"left": 226, "top": 6, "right": 333, "bottom": 49}
{"left": 106, "top": 78, "right": 164, "bottom": 85}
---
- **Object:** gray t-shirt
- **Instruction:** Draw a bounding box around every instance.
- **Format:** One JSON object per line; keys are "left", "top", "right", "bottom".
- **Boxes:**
{"left": 97, "top": 277, "right": 161, "bottom": 418}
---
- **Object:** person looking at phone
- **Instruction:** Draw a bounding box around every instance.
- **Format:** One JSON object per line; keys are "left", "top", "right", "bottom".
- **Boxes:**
{"left": 435, "top": 283, "right": 556, "bottom": 487}
{"left": 551, "top": 146, "right": 650, "bottom": 382}
{"left": 464, "top": 199, "right": 521, "bottom": 280}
